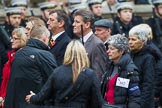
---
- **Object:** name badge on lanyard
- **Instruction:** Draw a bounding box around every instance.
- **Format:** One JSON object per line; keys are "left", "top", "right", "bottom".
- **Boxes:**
{"left": 116, "top": 77, "right": 130, "bottom": 88}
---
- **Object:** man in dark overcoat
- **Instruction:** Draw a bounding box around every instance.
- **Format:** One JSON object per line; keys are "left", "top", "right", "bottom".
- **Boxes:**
{"left": 47, "top": 9, "right": 71, "bottom": 66}
{"left": 4, "top": 25, "right": 57, "bottom": 108}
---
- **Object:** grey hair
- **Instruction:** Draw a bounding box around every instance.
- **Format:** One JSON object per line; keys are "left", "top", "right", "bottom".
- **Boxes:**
{"left": 129, "top": 25, "right": 148, "bottom": 42}
{"left": 49, "top": 9, "right": 68, "bottom": 29}
{"left": 74, "top": 9, "right": 94, "bottom": 25}
{"left": 30, "top": 25, "right": 50, "bottom": 39}
{"left": 107, "top": 34, "right": 129, "bottom": 53}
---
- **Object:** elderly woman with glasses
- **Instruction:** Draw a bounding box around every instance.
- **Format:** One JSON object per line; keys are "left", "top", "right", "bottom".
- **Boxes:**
{"left": 0, "top": 27, "right": 28, "bottom": 107}
{"left": 101, "top": 34, "right": 140, "bottom": 108}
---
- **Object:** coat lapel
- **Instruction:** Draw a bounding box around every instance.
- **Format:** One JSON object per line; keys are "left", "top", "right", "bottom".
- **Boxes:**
{"left": 50, "top": 32, "right": 65, "bottom": 49}
{"left": 84, "top": 34, "right": 94, "bottom": 49}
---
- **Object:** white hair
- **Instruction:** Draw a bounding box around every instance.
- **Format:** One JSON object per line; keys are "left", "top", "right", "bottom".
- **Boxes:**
{"left": 129, "top": 25, "right": 148, "bottom": 42}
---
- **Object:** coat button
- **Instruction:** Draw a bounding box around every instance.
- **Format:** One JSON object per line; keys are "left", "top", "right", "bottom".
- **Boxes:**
{"left": 118, "top": 66, "right": 121, "bottom": 69}
{"left": 65, "top": 96, "right": 68, "bottom": 100}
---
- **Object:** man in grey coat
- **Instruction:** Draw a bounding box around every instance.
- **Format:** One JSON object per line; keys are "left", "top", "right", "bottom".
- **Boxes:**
{"left": 73, "top": 9, "right": 108, "bottom": 81}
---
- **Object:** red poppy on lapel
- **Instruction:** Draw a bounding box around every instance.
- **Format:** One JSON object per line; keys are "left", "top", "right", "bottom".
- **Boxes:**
{"left": 50, "top": 38, "right": 56, "bottom": 46}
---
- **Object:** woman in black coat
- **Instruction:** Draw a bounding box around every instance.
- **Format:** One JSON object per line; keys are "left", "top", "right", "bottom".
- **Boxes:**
{"left": 129, "top": 25, "right": 156, "bottom": 108}
{"left": 137, "top": 24, "right": 162, "bottom": 107}
{"left": 25, "top": 40, "right": 103, "bottom": 108}
{"left": 101, "top": 34, "right": 141, "bottom": 108}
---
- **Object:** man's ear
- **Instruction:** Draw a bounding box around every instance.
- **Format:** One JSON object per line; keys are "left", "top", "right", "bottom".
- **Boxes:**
{"left": 107, "top": 28, "right": 112, "bottom": 33}
{"left": 6, "top": 16, "right": 9, "bottom": 23}
{"left": 58, "top": 20, "right": 65, "bottom": 28}
{"left": 84, "top": 22, "right": 91, "bottom": 29}
{"left": 154, "top": 7, "right": 160, "bottom": 17}
{"left": 117, "top": 12, "right": 120, "bottom": 18}
{"left": 41, "top": 35, "right": 47, "bottom": 43}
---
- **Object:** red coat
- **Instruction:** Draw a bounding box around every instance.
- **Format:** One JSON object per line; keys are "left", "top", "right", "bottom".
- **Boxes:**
{"left": 0, "top": 50, "right": 15, "bottom": 98}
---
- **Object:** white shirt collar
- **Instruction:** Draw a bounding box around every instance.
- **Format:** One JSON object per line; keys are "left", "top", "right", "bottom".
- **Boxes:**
{"left": 104, "top": 41, "right": 107, "bottom": 44}
{"left": 80, "top": 31, "right": 93, "bottom": 43}
{"left": 104, "top": 38, "right": 109, "bottom": 44}
{"left": 52, "top": 31, "right": 65, "bottom": 41}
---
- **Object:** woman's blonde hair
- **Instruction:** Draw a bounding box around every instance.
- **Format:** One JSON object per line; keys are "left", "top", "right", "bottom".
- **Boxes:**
{"left": 63, "top": 40, "right": 90, "bottom": 83}
{"left": 12, "top": 27, "right": 28, "bottom": 47}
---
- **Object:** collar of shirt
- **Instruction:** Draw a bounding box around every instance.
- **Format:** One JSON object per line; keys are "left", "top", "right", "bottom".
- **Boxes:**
{"left": 52, "top": 31, "right": 65, "bottom": 41}
{"left": 104, "top": 38, "right": 109, "bottom": 44}
{"left": 80, "top": 31, "right": 93, "bottom": 43}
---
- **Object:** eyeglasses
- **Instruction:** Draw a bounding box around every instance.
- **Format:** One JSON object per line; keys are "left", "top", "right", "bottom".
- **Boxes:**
{"left": 10, "top": 37, "right": 21, "bottom": 41}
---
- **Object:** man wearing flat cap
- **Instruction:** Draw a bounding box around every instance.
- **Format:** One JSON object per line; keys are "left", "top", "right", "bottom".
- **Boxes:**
{"left": 94, "top": 19, "right": 112, "bottom": 50}
{"left": 146, "top": 0, "right": 162, "bottom": 52}
{"left": 112, "top": 2, "right": 143, "bottom": 38}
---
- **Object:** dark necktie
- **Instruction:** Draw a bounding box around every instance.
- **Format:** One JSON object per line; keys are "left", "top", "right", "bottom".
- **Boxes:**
{"left": 105, "top": 43, "right": 108, "bottom": 50}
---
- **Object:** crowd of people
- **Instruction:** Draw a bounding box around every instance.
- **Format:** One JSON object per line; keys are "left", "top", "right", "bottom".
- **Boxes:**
{"left": 0, "top": 0, "right": 162, "bottom": 108}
